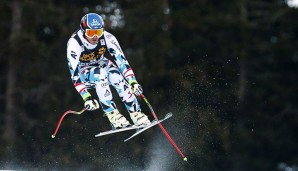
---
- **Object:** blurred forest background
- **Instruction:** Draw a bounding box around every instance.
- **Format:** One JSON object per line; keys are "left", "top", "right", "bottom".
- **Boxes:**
{"left": 0, "top": 0, "right": 298, "bottom": 170}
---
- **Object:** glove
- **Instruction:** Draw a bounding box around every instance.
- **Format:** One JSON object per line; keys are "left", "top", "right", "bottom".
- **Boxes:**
{"left": 129, "top": 80, "right": 143, "bottom": 96}
{"left": 84, "top": 97, "right": 100, "bottom": 111}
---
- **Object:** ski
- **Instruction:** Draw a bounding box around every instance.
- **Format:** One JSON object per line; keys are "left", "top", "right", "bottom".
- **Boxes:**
{"left": 124, "top": 112, "right": 172, "bottom": 142}
{"left": 95, "top": 112, "right": 172, "bottom": 138}
{"left": 95, "top": 124, "right": 149, "bottom": 137}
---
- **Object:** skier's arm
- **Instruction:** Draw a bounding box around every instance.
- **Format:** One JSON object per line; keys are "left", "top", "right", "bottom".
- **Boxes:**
{"left": 104, "top": 32, "right": 138, "bottom": 85}
{"left": 66, "top": 38, "right": 92, "bottom": 101}
{"left": 104, "top": 32, "right": 143, "bottom": 96}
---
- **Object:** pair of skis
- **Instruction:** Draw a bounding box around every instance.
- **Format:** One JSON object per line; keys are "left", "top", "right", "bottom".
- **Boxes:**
{"left": 95, "top": 112, "right": 172, "bottom": 142}
{"left": 51, "top": 94, "right": 187, "bottom": 161}
{"left": 51, "top": 109, "right": 171, "bottom": 141}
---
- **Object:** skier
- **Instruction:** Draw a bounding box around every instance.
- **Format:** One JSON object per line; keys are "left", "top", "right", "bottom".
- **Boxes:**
{"left": 66, "top": 13, "right": 151, "bottom": 129}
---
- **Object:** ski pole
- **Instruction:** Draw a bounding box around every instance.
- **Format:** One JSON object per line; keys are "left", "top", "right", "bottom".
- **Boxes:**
{"left": 51, "top": 108, "right": 86, "bottom": 138}
{"left": 140, "top": 94, "right": 187, "bottom": 161}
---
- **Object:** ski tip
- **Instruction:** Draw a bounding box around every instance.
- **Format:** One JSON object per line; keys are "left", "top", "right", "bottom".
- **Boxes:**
{"left": 51, "top": 134, "right": 55, "bottom": 138}
{"left": 183, "top": 157, "right": 187, "bottom": 161}
{"left": 167, "top": 112, "right": 173, "bottom": 116}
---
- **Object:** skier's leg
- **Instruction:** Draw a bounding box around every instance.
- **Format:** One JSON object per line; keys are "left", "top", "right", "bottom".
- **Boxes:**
{"left": 107, "top": 66, "right": 150, "bottom": 126}
{"left": 107, "top": 66, "right": 140, "bottom": 113}
{"left": 89, "top": 67, "right": 130, "bottom": 128}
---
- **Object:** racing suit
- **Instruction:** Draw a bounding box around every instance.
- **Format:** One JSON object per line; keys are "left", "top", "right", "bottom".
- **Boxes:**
{"left": 66, "top": 29, "right": 141, "bottom": 114}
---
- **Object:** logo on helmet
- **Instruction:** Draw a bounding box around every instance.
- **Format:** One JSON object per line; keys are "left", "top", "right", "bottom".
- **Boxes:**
{"left": 90, "top": 19, "right": 101, "bottom": 27}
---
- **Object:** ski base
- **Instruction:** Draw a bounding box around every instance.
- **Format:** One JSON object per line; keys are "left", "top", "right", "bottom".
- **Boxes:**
{"left": 124, "top": 112, "right": 172, "bottom": 142}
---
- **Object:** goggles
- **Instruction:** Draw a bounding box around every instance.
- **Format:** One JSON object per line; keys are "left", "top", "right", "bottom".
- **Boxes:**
{"left": 85, "top": 28, "right": 104, "bottom": 38}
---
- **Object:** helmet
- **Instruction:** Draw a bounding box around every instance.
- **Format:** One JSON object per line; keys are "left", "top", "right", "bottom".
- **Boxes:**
{"left": 80, "top": 13, "right": 104, "bottom": 31}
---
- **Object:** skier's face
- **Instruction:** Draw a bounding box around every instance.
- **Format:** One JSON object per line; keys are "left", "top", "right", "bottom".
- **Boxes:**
{"left": 86, "top": 35, "right": 99, "bottom": 45}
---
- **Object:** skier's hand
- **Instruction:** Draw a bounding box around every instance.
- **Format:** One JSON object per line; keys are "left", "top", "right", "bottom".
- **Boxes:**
{"left": 129, "top": 80, "right": 143, "bottom": 96}
{"left": 84, "top": 97, "right": 100, "bottom": 111}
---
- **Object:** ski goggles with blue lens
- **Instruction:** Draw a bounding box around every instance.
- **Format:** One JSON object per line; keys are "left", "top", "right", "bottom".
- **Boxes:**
{"left": 85, "top": 28, "right": 104, "bottom": 38}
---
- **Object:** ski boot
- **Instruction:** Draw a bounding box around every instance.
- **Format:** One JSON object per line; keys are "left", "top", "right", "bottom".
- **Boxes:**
{"left": 105, "top": 109, "right": 130, "bottom": 129}
{"left": 130, "top": 111, "right": 151, "bottom": 126}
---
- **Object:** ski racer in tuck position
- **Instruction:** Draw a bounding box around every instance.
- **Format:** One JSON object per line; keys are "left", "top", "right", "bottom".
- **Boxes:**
{"left": 66, "top": 13, "right": 151, "bottom": 129}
